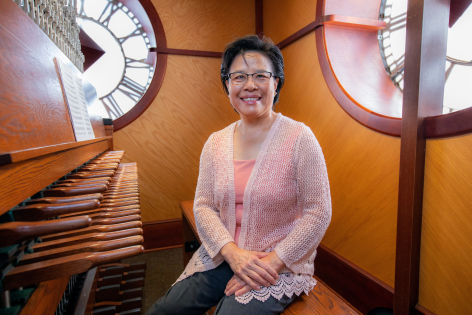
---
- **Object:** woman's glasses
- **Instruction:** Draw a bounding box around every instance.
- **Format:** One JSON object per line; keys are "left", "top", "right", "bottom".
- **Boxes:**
{"left": 228, "top": 71, "right": 275, "bottom": 85}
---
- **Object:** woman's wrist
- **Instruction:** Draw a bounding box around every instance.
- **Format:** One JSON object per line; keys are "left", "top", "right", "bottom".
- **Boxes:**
{"left": 266, "top": 251, "right": 285, "bottom": 272}
{"left": 220, "top": 242, "right": 238, "bottom": 261}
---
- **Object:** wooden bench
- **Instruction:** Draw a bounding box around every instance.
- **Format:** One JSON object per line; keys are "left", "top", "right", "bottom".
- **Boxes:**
{"left": 180, "top": 200, "right": 360, "bottom": 315}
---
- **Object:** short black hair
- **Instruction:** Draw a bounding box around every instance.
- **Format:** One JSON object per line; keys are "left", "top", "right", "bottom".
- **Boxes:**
{"left": 220, "top": 35, "right": 285, "bottom": 106}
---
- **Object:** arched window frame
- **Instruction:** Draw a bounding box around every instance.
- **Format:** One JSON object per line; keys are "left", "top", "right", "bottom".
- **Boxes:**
{"left": 315, "top": 0, "right": 472, "bottom": 138}
{"left": 111, "top": 0, "right": 167, "bottom": 131}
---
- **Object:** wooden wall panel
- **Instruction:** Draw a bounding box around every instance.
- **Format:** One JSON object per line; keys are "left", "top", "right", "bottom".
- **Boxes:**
{"left": 420, "top": 135, "right": 472, "bottom": 315}
{"left": 0, "top": 2, "right": 71, "bottom": 153}
{"left": 0, "top": 1, "right": 105, "bottom": 154}
{"left": 114, "top": 55, "right": 239, "bottom": 221}
{"left": 277, "top": 31, "right": 400, "bottom": 287}
{"left": 263, "top": 0, "right": 317, "bottom": 45}
{"left": 151, "top": 0, "right": 255, "bottom": 52}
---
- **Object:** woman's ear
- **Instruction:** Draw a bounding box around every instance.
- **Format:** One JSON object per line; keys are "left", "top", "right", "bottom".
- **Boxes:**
{"left": 225, "top": 80, "right": 230, "bottom": 95}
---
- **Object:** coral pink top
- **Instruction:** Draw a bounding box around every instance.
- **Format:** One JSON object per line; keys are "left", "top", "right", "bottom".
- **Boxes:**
{"left": 233, "top": 159, "right": 256, "bottom": 246}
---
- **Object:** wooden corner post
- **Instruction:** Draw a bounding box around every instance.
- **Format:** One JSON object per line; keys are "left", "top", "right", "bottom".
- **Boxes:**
{"left": 394, "top": 0, "right": 450, "bottom": 314}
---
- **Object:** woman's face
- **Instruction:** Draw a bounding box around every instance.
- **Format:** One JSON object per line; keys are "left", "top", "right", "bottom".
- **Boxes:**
{"left": 225, "top": 52, "right": 279, "bottom": 119}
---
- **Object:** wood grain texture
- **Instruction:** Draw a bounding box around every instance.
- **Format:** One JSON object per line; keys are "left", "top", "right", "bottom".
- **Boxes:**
{"left": 20, "top": 236, "right": 144, "bottom": 264}
{"left": 277, "top": 31, "right": 400, "bottom": 287}
{"left": 1, "top": 216, "right": 92, "bottom": 246}
{"left": 19, "top": 276, "right": 70, "bottom": 315}
{"left": 0, "top": 137, "right": 112, "bottom": 166}
{"left": 315, "top": 245, "right": 394, "bottom": 313}
{"left": 114, "top": 55, "right": 239, "bottom": 221}
{"left": 0, "top": 140, "right": 109, "bottom": 215}
{"left": 281, "top": 279, "right": 360, "bottom": 315}
{"left": 4, "top": 245, "right": 144, "bottom": 290}
{"left": 420, "top": 134, "right": 472, "bottom": 315}
{"left": 0, "top": 1, "right": 104, "bottom": 153}
{"left": 263, "top": 0, "right": 318, "bottom": 45}
{"left": 151, "top": 0, "right": 255, "bottom": 52}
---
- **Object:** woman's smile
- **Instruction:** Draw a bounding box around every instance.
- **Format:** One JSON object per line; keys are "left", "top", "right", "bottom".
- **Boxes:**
{"left": 240, "top": 95, "right": 261, "bottom": 104}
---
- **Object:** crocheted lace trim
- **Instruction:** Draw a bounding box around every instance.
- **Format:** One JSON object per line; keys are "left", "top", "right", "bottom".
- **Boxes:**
{"left": 235, "top": 273, "right": 317, "bottom": 305}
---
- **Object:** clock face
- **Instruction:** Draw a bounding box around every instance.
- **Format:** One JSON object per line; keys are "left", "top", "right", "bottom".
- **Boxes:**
{"left": 379, "top": 0, "right": 472, "bottom": 114}
{"left": 77, "top": 0, "right": 154, "bottom": 119}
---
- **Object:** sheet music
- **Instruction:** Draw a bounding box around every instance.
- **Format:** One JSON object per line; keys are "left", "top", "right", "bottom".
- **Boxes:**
{"left": 56, "top": 58, "right": 95, "bottom": 141}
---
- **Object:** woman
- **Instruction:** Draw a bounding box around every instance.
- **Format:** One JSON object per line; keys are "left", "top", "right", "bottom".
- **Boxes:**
{"left": 146, "top": 35, "right": 331, "bottom": 315}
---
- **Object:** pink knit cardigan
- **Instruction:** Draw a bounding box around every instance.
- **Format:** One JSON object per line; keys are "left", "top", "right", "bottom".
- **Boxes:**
{"left": 176, "top": 113, "right": 332, "bottom": 303}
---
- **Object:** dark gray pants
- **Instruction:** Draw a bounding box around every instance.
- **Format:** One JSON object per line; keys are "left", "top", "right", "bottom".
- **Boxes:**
{"left": 145, "top": 262, "right": 296, "bottom": 315}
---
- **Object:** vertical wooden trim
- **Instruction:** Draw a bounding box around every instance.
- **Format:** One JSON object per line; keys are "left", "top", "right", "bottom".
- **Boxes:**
{"left": 105, "top": 126, "right": 114, "bottom": 150}
{"left": 394, "top": 0, "right": 450, "bottom": 314}
{"left": 256, "top": 0, "right": 263, "bottom": 37}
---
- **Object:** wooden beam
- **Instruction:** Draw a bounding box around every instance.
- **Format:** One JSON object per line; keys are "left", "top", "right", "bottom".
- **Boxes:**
{"left": 322, "top": 15, "right": 386, "bottom": 30}
{"left": 256, "top": 0, "right": 263, "bottom": 37}
{"left": 150, "top": 47, "right": 222, "bottom": 58}
{"left": 394, "top": 0, "right": 450, "bottom": 314}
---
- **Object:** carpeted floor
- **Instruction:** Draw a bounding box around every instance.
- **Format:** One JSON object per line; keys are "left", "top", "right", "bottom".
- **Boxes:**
{"left": 122, "top": 247, "right": 185, "bottom": 313}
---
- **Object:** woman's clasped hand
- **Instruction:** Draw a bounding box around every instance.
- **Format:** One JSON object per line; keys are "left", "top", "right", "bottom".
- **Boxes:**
{"left": 220, "top": 242, "right": 285, "bottom": 296}
{"left": 222, "top": 242, "right": 286, "bottom": 297}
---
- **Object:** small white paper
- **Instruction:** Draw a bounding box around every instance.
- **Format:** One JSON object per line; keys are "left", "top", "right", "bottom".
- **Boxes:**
{"left": 56, "top": 58, "right": 95, "bottom": 141}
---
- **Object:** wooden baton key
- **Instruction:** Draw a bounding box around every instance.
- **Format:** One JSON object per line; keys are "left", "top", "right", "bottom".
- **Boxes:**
{"left": 58, "top": 205, "right": 140, "bottom": 216}
{"left": 32, "top": 227, "right": 143, "bottom": 252}
{"left": 67, "top": 172, "right": 115, "bottom": 179}
{"left": 43, "top": 185, "right": 108, "bottom": 197}
{"left": 18, "top": 235, "right": 144, "bottom": 265}
{"left": 106, "top": 190, "right": 139, "bottom": 195}
{"left": 51, "top": 182, "right": 109, "bottom": 188}
{"left": 12, "top": 199, "right": 100, "bottom": 221}
{"left": 60, "top": 209, "right": 141, "bottom": 220}
{"left": 41, "top": 221, "right": 143, "bottom": 241}
{"left": 3, "top": 245, "right": 144, "bottom": 290}
{"left": 56, "top": 178, "right": 111, "bottom": 184}
{"left": 91, "top": 214, "right": 141, "bottom": 226}
{"left": 0, "top": 216, "right": 92, "bottom": 246}
{"left": 102, "top": 194, "right": 139, "bottom": 201}
{"left": 25, "top": 193, "right": 103, "bottom": 204}
{"left": 101, "top": 197, "right": 139, "bottom": 203}
{"left": 98, "top": 201, "right": 139, "bottom": 209}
